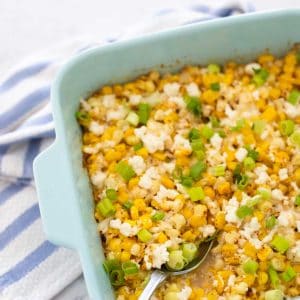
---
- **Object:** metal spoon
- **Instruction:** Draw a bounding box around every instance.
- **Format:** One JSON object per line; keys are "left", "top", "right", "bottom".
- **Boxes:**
{"left": 139, "top": 239, "right": 215, "bottom": 300}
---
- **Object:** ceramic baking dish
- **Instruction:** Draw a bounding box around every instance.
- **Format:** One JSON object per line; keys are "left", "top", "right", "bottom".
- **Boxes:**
{"left": 33, "top": 9, "right": 300, "bottom": 300}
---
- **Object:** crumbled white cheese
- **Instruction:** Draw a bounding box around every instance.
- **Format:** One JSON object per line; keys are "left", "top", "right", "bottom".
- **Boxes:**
{"left": 210, "top": 133, "right": 223, "bottom": 150}
{"left": 225, "top": 197, "right": 240, "bottom": 224}
{"left": 89, "top": 121, "right": 105, "bottom": 136}
{"left": 227, "top": 275, "right": 236, "bottom": 287}
{"left": 186, "top": 82, "right": 200, "bottom": 97}
{"left": 139, "top": 167, "right": 159, "bottom": 189}
{"left": 254, "top": 165, "right": 270, "bottom": 185}
{"left": 272, "top": 189, "right": 284, "bottom": 201}
{"left": 102, "top": 94, "right": 116, "bottom": 108}
{"left": 130, "top": 244, "right": 141, "bottom": 256}
{"left": 297, "top": 221, "right": 300, "bottom": 232}
{"left": 177, "top": 286, "right": 192, "bottom": 300}
{"left": 162, "top": 162, "right": 175, "bottom": 174}
{"left": 106, "top": 106, "right": 127, "bottom": 121}
{"left": 284, "top": 101, "right": 300, "bottom": 118}
{"left": 235, "top": 148, "right": 248, "bottom": 162}
{"left": 200, "top": 224, "right": 216, "bottom": 238}
{"left": 279, "top": 168, "right": 288, "bottom": 181}
{"left": 97, "top": 218, "right": 111, "bottom": 233}
{"left": 245, "top": 62, "right": 261, "bottom": 75}
{"left": 288, "top": 241, "right": 300, "bottom": 262}
{"left": 172, "top": 134, "right": 192, "bottom": 152}
{"left": 110, "top": 219, "right": 138, "bottom": 237}
{"left": 225, "top": 104, "right": 237, "bottom": 119}
{"left": 278, "top": 210, "right": 294, "bottom": 227}
{"left": 168, "top": 96, "right": 186, "bottom": 108}
{"left": 240, "top": 217, "right": 261, "bottom": 249}
{"left": 152, "top": 244, "right": 169, "bottom": 268}
{"left": 163, "top": 82, "right": 180, "bottom": 97}
{"left": 91, "top": 171, "right": 106, "bottom": 188}
{"left": 154, "top": 185, "right": 179, "bottom": 202}
{"left": 128, "top": 155, "right": 146, "bottom": 175}
{"left": 234, "top": 282, "right": 248, "bottom": 295}
{"left": 129, "top": 94, "right": 142, "bottom": 105}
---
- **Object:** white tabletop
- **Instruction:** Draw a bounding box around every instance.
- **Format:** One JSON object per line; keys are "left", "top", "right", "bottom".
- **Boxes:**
{"left": 1, "top": 0, "right": 299, "bottom": 299}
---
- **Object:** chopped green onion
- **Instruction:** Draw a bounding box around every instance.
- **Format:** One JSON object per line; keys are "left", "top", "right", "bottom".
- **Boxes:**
{"left": 187, "top": 187, "right": 205, "bottom": 202}
{"left": 180, "top": 176, "right": 193, "bottom": 187}
{"left": 126, "top": 111, "right": 139, "bottom": 126}
{"left": 106, "top": 189, "right": 117, "bottom": 201}
{"left": 217, "top": 130, "right": 226, "bottom": 138}
{"left": 96, "top": 198, "right": 116, "bottom": 217}
{"left": 210, "top": 82, "right": 220, "bottom": 91}
{"left": 188, "top": 128, "right": 201, "bottom": 140}
{"left": 264, "top": 289, "right": 283, "bottom": 300}
{"left": 281, "top": 266, "right": 296, "bottom": 282}
{"left": 271, "top": 235, "right": 290, "bottom": 254}
{"left": 190, "top": 161, "right": 206, "bottom": 180}
{"left": 237, "top": 174, "right": 249, "bottom": 190}
{"left": 236, "top": 205, "right": 253, "bottom": 219}
{"left": 252, "top": 120, "right": 266, "bottom": 135}
{"left": 75, "top": 111, "right": 90, "bottom": 122}
{"left": 191, "top": 139, "right": 204, "bottom": 151}
{"left": 185, "top": 96, "right": 202, "bottom": 116}
{"left": 290, "top": 131, "right": 300, "bottom": 147}
{"left": 122, "top": 261, "right": 139, "bottom": 275}
{"left": 252, "top": 68, "right": 269, "bottom": 86}
{"left": 279, "top": 119, "right": 295, "bottom": 136}
{"left": 167, "top": 250, "right": 185, "bottom": 270}
{"left": 268, "top": 266, "right": 280, "bottom": 288}
{"left": 246, "top": 195, "right": 261, "bottom": 207}
{"left": 287, "top": 89, "right": 300, "bottom": 105}
{"left": 243, "top": 259, "right": 258, "bottom": 274}
{"left": 231, "top": 119, "right": 245, "bottom": 132}
{"left": 243, "top": 157, "right": 256, "bottom": 171}
{"left": 110, "top": 269, "right": 125, "bottom": 286}
{"left": 138, "top": 103, "right": 151, "bottom": 125}
{"left": 266, "top": 215, "right": 277, "bottom": 229}
{"left": 194, "top": 149, "right": 206, "bottom": 160}
{"left": 208, "top": 64, "right": 220, "bottom": 74}
{"left": 200, "top": 125, "right": 214, "bottom": 139}
{"left": 103, "top": 259, "right": 120, "bottom": 273}
{"left": 122, "top": 201, "right": 133, "bottom": 210}
{"left": 295, "top": 195, "right": 300, "bottom": 206}
{"left": 256, "top": 188, "right": 271, "bottom": 200}
{"left": 182, "top": 243, "right": 197, "bottom": 263}
{"left": 210, "top": 116, "right": 220, "bottom": 128}
{"left": 151, "top": 211, "right": 165, "bottom": 221}
{"left": 133, "top": 142, "right": 143, "bottom": 151}
{"left": 172, "top": 166, "right": 183, "bottom": 179}
{"left": 116, "top": 161, "right": 136, "bottom": 182}
{"left": 246, "top": 147, "right": 259, "bottom": 161}
{"left": 137, "top": 229, "right": 152, "bottom": 243}
{"left": 212, "top": 165, "right": 226, "bottom": 177}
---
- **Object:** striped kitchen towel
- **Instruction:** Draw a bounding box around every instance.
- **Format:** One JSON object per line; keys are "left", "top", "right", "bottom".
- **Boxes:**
{"left": 0, "top": 2, "right": 253, "bottom": 300}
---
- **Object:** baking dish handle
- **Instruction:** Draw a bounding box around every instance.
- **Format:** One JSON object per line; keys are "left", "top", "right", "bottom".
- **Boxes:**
{"left": 33, "top": 141, "right": 77, "bottom": 249}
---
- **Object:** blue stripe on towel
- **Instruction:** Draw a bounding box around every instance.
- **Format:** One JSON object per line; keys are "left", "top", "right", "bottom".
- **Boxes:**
{"left": 0, "top": 62, "right": 50, "bottom": 94}
{"left": 0, "top": 240, "right": 58, "bottom": 291}
{"left": 20, "top": 113, "right": 53, "bottom": 128}
{"left": 23, "top": 139, "right": 42, "bottom": 178}
{"left": 0, "top": 86, "right": 50, "bottom": 130}
{"left": 0, "top": 203, "right": 40, "bottom": 251}
{"left": 0, "top": 183, "right": 27, "bottom": 206}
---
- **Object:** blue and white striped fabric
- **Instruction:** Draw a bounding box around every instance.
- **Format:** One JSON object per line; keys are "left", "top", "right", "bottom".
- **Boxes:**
{"left": 0, "top": 2, "right": 253, "bottom": 299}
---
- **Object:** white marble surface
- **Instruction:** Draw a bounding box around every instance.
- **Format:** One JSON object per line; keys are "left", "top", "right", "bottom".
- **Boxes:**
{"left": 1, "top": 0, "right": 300, "bottom": 299}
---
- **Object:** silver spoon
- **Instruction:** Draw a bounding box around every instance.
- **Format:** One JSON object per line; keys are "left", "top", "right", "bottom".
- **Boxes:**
{"left": 139, "top": 239, "right": 215, "bottom": 300}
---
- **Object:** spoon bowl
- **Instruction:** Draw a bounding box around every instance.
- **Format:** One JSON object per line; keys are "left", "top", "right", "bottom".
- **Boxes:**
{"left": 139, "top": 239, "right": 215, "bottom": 300}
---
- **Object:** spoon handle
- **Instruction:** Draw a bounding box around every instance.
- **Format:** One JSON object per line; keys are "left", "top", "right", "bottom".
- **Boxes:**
{"left": 139, "top": 270, "right": 168, "bottom": 300}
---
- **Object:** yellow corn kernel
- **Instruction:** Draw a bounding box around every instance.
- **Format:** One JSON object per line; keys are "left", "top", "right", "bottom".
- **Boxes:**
{"left": 258, "top": 271, "right": 268, "bottom": 285}
{"left": 261, "top": 106, "right": 277, "bottom": 122}
{"left": 182, "top": 207, "right": 193, "bottom": 219}
{"left": 105, "top": 149, "right": 122, "bottom": 162}
{"left": 128, "top": 295, "right": 138, "bottom": 300}
{"left": 153, "top": 151, "right": 166, "bottom": 161}
{"left": 234, "top": 190, "right": 243, "bottom": 202}
{"left": 108, "top": 162, "right": 117, "bottom": 173}
{"left": 201, "top": 89, "right": 219, "bottom": 104}
{"left": 256, "top": 98, "right": 266, "bottom": 110}
{"left": 192, "top": 288, "right": 205, "bottom": 298}
{"left": 108, "top": 238, "right": 121, "bottom": 251}
{"left": 217, "top": 182, "right": 231, "bottom": 195}
{"left": 295, "top": 168, "right": 300, "bottom": 185}
{"left": 176, "top": 156, "right": 190, "bottom": 166}
{"left": 292, "top": 264, "right": 300, "bottom": 273}
{"left": 215, "top": 212, "right": 225, "bottom": 230}
{"left": 140, "top": 214, "right": 153, "bottom": 229}
{"left": 258, "top": 53, "right": 274, "bottom": 64}
{"left": 243, "top": 242, "right": 257, "bottom": 259}
{"left": 223, "top": 72, "right": 234, "bottom": 85}
{"left": 182, "top": 230, "right": 196, "bottom": 242}
{"left": 117, "top": 286, "right": 129, "bottom": 296}
{"left": 118, "top": 191, "right": 129, "bottom": 203}
{"left": 253, "top": 211, "right": 264, "bottom": 222}
{"left": 101, "top": 126, "right": 116, "bottom": 141}
{"left": 101, "top": 85, "right": 113, "bottom": 94}
{"left": 207, "top": 290, "right": 218, "bottom": 300}
{"left": 257, "top": 246, "right": 272, "bottom": 261}
{"left": 218, "top": 270, "right": 233, "bottom": 281}
{"left": 164, "top": 112, "right": 178, "bottom": 123}
{"left": 128, "top": 177, "right": 139, "bottom": 190}
{"left": 113, "top": 84, "right": 123, "bottom": 96}
{"left": 136, "top": 147, "right": 148, "bottom": 158}
{"left": 134, "top": 198, "right": 146, "bottom": 210}
{"left": 242, "top": 75, "right": 250, "bottom": 85}
{"left": 122, "top": 238, "right": 135, "bottom": 251}
{"left": 244, "top": 274, "right": 256, "bottom": 286}
{"left": 223, "top": 224, "right": 237, "bottom": 232}
{"left": 221, "top": 244, "right": 237, "bottom": 257}
{"left": 189, "top": 215, "right": 206, "bottom": 227}
{"left": 269, "top": 87, "right": 281, "bottom": 100}
{"left": 157, "top": 232, "right": 168, "bottom": 244}
{"left": 115, "top": 143, "right": 126, "bottom": 153}
{"left": 227, "top": 161, "right": 237, "bottom": 171}
{"left": 224, "top": 255, "right": 240, "bottom": 265}
{"left": 124, "top": 127, "right": 134, "bottom": 138}
{"left": 204, "top": 186, "right": 215, "bottom": 199}
{"left": 215, "top": 273, "right": 225, "bottom": 294}
{"left": 130, "top": 206, "right": 139, "bottom": 220}
{"left": 120, "top": 251, "right": 130, "bottom": 261}
{"left": 161, "top": 175, "right": 175, "bottom": 189}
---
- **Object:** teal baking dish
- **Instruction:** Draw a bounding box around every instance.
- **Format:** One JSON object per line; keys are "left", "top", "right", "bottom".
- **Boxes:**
{"left": 33, "top": 9, "right": 300, "bottom": 300}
